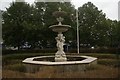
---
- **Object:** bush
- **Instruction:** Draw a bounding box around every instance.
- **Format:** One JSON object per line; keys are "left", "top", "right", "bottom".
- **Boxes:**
{"left": 2, "top": 48, "right": 119, "bottom": 55}
{"left": 2, "top": 49, "right": 57, "bottom": 55}
{"left": 68, "top": 48, "right": 118, "bottom": 53}
{"left": 2, "top": 53, "right": 55, "bottom": 66}
{"left": 85, "top": 54, "right": 117, "bottom": 59}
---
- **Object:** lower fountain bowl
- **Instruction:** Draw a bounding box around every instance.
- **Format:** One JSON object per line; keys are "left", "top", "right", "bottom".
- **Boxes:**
{"left": 49, "top": 24, "right": 71, "bottom": 33}
{"left": 22, "top": 55, "right": 97, "bottom": 73}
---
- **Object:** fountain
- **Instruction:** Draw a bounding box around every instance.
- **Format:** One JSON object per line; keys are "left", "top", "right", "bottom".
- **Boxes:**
{"left": 49, "top": 7, "right": 71, "bottom": 62}
{"left": 22, "top": 8, "right": 97, "bottom": 74}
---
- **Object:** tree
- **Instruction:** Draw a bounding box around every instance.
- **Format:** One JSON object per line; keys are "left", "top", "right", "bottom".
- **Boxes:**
{"left": 2, "top": 1, "right": 76, "bottom": 49}
{"left": 116, "top": 21, "right": 120, "bottom": 47}
{"left": 34, "top": 2, "right": 76, "bottom": 48}
{"left": 110, "top": 20, "right": 120, "bottom": 47}
{"left": 4, "top": 1, "right": 118, "bottom": 50}
{"left": 23, "top": 2, "right": 46, "bottom": 49}
{"left": 78, "top": 2, "right": 109, "bottom": 47}
{"left": 2, "top": 2, "right": 31, "bottom": 49}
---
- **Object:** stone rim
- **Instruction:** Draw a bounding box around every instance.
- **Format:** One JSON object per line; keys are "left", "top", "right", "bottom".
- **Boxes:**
{"left": 22, "top": 56, "right": 97, "bottom": 66}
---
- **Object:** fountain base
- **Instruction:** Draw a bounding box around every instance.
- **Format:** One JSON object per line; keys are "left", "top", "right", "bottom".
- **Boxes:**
{"left": 55, "top": 51, "right": 67, "bottom": 62}
{"left": 55, "top": 57, "right": 67, "bottom": 62}
{"left": 23, "top": 55, "right": 97, "bottom": 73}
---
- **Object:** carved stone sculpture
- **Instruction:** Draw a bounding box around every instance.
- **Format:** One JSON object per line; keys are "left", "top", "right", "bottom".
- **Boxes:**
{"left": 49, "top": 7, "right": 71, "bottom": 62}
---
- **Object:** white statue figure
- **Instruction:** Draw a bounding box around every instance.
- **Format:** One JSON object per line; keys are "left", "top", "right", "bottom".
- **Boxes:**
{"left": 55, "top": 33, "right": 66, "bottom": 58}
{"left": 55, "top": 33, "right": 65, "bottom": 51}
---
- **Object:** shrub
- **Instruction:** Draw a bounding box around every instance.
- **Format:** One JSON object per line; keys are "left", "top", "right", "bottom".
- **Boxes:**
{"left": 68, "top": 48, "right": 118, "bottom": 53}
{"left": 85, "top": 54, "right": 117, "bottom": 59}
{"left": 2, "top": 48, "right": 119, "bottom": 55}
{"left": 2, "top": 49, "right": 57, "bottom": 55}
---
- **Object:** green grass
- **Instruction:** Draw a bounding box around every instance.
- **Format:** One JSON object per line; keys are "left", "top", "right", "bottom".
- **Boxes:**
{"left": 2, "top": 53, "right": 120, "bottom": 78}
{"left": 98, "top": 59, "right": 120, "bottom": 67}
{"left": 4, "top": 63, "right": 26, "bottom": 72}
{"left": 80, "top": 53, "right": 117, "bottom": 59}
{"left": 2, "top": 53, "right": 54, "bottom": 65}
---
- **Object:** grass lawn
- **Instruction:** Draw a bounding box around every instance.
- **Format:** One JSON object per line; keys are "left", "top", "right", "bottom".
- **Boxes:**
{"left": 2, "top": 53, "right": 120, "bottom": 78}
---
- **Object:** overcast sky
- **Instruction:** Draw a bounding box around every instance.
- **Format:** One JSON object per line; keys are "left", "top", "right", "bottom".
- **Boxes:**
{"left": 0, "top": 0, "right": 119, "bottom": 20}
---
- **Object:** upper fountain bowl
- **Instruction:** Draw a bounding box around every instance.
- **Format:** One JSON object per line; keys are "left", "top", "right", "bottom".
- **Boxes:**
{"left": 49, "top": 24, "right": 71, "bottom": 33}
{"left": 53, "top": 7, "right": 67, "bottom": 18}
{"left": 49, "top": 7, "right": 71, "bottom": 33}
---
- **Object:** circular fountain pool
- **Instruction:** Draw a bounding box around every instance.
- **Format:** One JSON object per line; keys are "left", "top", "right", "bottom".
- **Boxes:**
{"left": 23, "top": 55, "right": 97, "bottom": 65}
{"left": 23, "top": 55, "right": 97, "bottom": 73}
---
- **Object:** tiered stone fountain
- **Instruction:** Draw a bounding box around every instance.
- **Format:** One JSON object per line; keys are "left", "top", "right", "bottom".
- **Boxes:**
{"left": 23, "top": 8, "right": 97, "bottom": 74}
{"left": 49, "top": 7, "right": 71, "bottom": 62}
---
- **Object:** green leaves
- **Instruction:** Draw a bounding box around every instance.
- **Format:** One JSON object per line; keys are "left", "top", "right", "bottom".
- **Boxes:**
{"left": 2, "top": 2, "right": 31, "bottom": 49}
{"left": 2, "top": 2, "right": 75, "bottom": 49}
{"left": 78, "top": 2, "right": 111, "bottom": 47}
{"left": 2, "top": 1, "right": 119, "bottom": 49}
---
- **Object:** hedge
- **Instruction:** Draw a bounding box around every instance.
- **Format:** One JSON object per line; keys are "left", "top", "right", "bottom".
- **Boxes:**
{"left": 2, "top": 48, "right": 120, "bottom": 55}
{"left": 2, "top": 49, "right": 57, "bottom": 55}
{"left": 68, "top": 48, "right": 119, "bottom": 53}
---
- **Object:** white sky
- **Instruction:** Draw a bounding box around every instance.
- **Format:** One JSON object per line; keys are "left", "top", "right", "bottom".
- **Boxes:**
{"left": 0, "top": 0, "right": 119, "bottom": 20}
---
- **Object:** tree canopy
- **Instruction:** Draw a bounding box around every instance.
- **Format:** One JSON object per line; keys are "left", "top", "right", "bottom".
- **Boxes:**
{"left": 2, "top": 1, "right": 120, "bottom": 50}
{"left": 78, "top": 2, "right": 109, "bottom": 47}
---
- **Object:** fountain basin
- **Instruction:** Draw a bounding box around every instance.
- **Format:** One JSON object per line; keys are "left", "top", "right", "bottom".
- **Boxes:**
{"left": 23, "top": 56, "right": 97, "bottom": 73}
{"left": 23, "top": 56, "right": 97, "bottom": 65}
{"left": 49, "top": 25, "right": 71, "bottom": 33}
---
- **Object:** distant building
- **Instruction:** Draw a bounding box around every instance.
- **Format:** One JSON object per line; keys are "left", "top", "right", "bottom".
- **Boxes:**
{"left": 118, "top": 1, "right": 120, "bottom": 21}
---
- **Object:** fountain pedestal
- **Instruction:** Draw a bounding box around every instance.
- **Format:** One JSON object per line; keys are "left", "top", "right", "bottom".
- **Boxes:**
{"left": 49, "top": 24, "right": 71, "bottom": 62}
{"left": 55, "top": 56, "right": 67, "bottom": 62}
{"left": 55, "top": 33, "right": 67, "bottom": 62}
